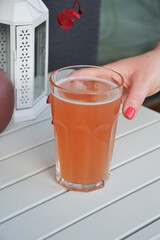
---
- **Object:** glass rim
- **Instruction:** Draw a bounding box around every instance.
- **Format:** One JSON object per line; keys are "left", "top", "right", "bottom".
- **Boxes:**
{"left": 49, "top": 65, "right": 124, "bottom": 94}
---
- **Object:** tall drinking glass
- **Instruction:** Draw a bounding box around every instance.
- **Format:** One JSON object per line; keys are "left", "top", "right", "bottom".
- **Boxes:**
{"left": 49, "top": 65, "right": 123, "bottom": 192}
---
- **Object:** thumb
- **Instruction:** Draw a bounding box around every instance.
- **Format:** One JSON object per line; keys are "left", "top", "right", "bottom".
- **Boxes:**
{"left": 123, "top": 77, "right": 147, "bottom": 119}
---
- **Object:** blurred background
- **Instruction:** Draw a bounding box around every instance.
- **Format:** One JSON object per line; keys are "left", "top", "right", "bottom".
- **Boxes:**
{"left": 43, "top": 0, "right": 160, "bottom": 113}
{"left": 43, "top": 0, "right": 100, "bottom": 71}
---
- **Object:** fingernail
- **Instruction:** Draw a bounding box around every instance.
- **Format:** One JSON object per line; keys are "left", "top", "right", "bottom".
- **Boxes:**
{"left": 125, "top": 107, "right": 135, "bottom": 119}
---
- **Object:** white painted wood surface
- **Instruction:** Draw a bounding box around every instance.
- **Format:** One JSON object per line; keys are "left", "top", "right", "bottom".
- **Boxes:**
{"left": 48, "top": 180, "right": 160, "bottom": 240}
{"left": 0, "top": 106, "right": 160, "bottom": 240}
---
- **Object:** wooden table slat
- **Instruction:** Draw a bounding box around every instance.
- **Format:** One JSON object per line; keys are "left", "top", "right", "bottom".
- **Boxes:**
{"left": 1, "top": 105, "right": 51, "bottom": 136}
{"left": 0, "top": 119, "right": 160, "bottom": 192}
{"left": 112, "top": 121, "right": 160, "bottom": 169}
{"left": 47, "top": 181, "right": 160, "bottom": 240}
{"left": 0, "top": 119, "right": 159, "bottom": 190}
{"left": 0, "top": 141, "right": 55, "bottom": 190}
{"left": 0, "top": 168, "right": 66, "bottom": 224}
{"left": 0, "top": 106, "right": 160, "bottom": 240}
{"left": 116, "top": 107, "right": 160, "bottom": 138}
{"left": 126, "top": 220, "right": 160, "bottom": 240}
{"left": 1, "top": 107, "right": 159, "bottom": 162}
{"left": 0, "top": 118, "right": 54, "bottom": 161}
{"left": 0, "top": 148, "right": 159, "bottom": 240}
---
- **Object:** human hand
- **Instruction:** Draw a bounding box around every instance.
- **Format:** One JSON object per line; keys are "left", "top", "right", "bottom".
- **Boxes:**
{"left": 47, "top": 42, "right": 160, "bottom": 119}
{"left": 104, "top": 42, "right": 160, "bottom": 119}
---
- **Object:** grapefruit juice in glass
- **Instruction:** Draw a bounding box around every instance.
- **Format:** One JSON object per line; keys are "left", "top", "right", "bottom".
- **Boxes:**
{"left": 49, "top": 66, "right": 123, "bottom": 192}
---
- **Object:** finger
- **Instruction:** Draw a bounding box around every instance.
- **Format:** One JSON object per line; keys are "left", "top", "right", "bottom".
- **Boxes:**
{"left": 122, "top": 77, "right": 148, "bottom": 119}
{"left": 104, "top": 58, "right": 135, "bottom": 82}
{"left": 154, "top": 41, "right": 160, "bottom": 50}
{"left": 69, "top": 67, "right": 119, "bottom": 80}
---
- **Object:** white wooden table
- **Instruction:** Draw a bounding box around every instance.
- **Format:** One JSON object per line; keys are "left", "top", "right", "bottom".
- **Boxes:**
{"left": 0, "top": 105, "right": 160, "bottom": 240}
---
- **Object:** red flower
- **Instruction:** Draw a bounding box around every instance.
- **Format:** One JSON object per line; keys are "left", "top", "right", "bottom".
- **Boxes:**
{"left": 57, "top": 0, "right": 82, "bottom": 29}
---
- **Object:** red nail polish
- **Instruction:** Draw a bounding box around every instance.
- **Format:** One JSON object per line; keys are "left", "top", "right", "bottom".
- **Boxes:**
{"left": 125, "top": 107, "right": 135, "bottom": 119}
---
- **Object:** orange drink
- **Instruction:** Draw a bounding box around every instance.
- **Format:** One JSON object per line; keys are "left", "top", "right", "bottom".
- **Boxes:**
{"left": 49, "top": 66, "right": 123, "bottom": 192}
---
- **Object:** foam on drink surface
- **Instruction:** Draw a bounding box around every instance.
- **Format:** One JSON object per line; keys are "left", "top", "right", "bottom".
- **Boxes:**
{"left": 58, "top": 77, "right": 116, "bottom": 92}
{"left": 53, "top": 77, "right": 121, "bottom": 105}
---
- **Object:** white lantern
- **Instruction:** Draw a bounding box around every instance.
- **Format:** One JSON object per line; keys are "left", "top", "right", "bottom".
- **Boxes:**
{"left": 0, "top": 0, "right": 49, "bottom": 121}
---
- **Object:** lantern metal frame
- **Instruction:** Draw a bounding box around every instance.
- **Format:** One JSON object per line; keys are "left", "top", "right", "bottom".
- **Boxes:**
{"left": 0, "top": 0, "right": 49, "bottom": 121}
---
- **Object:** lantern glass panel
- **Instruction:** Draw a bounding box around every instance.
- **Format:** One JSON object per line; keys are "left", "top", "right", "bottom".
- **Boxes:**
{"left": 34, "top": 21, "right": 46, "bottom": 101}
{"left": 0, "top": 24, "right": 10, "bottom": 77}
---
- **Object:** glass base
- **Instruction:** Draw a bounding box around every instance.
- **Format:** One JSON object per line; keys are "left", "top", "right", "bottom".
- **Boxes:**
{"left": 56, "top": 172, "right": 110, "bottom": 192}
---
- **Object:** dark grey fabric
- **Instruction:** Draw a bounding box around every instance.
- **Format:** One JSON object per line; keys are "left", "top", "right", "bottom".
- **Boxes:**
{"left": 43, "top": 0, "right": 101, "bottom": 72}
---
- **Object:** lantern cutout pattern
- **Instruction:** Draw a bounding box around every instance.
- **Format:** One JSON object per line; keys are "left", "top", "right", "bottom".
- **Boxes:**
{"left": 0, "top": 0, "right": 49, "bottom": 121}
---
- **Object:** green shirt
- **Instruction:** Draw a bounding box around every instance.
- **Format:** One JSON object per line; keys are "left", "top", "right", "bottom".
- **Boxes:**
{"left": 98, "top": 0, "right": 160, "bottom": 65}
